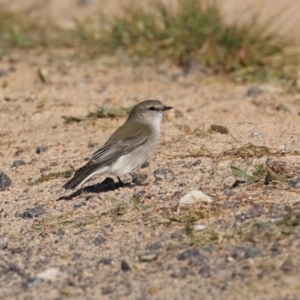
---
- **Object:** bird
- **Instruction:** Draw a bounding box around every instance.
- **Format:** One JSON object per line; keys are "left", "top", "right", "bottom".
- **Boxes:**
{"left": 63, "top": 100, "right": 172, "bottom": 190}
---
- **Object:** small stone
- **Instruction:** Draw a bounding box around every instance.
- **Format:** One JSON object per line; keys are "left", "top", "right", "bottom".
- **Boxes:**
{"left": 246, "top": 85, "right": 263, "bottom": 97}
{"left": 194, "top": 224, "right": 206, "bottom": 231}
{"left": 266, "top": 158, "right": 290, "bottom": 175}
{"left": 148, "top": 241, "right": 162, "bottom": 251}
{"left": 280, "top": 258, "right": 293, "bottom": 274}
{"left": 0, "top": 172, "right": 12, "bottom": 189}
{"left": 133, "top": 173, "right": 148, "bottom": 185}
{"left": 35, "top": 267, "right": 62, "bottom": 282}
{"left": 141, "top": 161, "right": 149, "bottom": 168}
{"left": 14, "top": 149, "right": 24, "bottom": 157}
{"left": 0, "top": 242, "right": 8, "bottom": 250}
{"left": 73, "top": 202, "right": 87, "bottom": 209}
{"left": 135, "top": 190, "right": 146, "bottom": 198}
{"left": 171, "top": 230, "right": 186, "bottom": 239}
{"left": 36, "top": 146, "right": 48, "bottom": 154}
{"left": 11, "top": 247, "right": 23, "bottom": 254}
{"left": 232, "top": 247, "right": 246, "bottom": 259}
{"left": 139, "top": 253, "right": 159, "bottom": 262}
{"left": 245, "top": 246, "right": 261, "bottom": 258}
{"left": 57, "top": 229, "right": 65, "bottom": 236}
{"left": 121, "top": 260, "right": 131, "bottom": 272}
{"left": 85, "top": 195, "right": 95, "bottom": 201}
{"left": 199, "top": 265, "right": 211, "bottom": 277}
{"left": 99, "top": 258, "right": 113, "bottom": 265}
{"left": 28, "top": 158, "right": 38, "bottom": 165}
{"left": 40, "top": 167, "right": 50, "bottom": 173}
{"left": 192, "top": 159, "right": 202, "bottom": 166}
{"left": 289, "top": 176, "right": 300, "bottom": 189}
{"left": 0, "top": 69, "right": 8, "bottom": 77}
{"left": 88, "top": 141, "right": 99, "bottom": 148}
{"left": 154, "top": 167, "right": 175, "bottom": 181}
{"left": 11, "top": 160, "right": 26, "bottom": 168}
{"left": 94, "top": 236, "right": 107, "bottom": 246}
{"left": 102, "top": 286, "right": 115, "bottom": 295}
{"left": 236, "top": 204, "right": 265, "bottom": 222}
{"left": 177, "top": 249, "right": 201, "bottom": 261}
{"left": 50, "top": 162, "right": 58, "bottom": 167}
{"left": 171, "top": 267, "right": 189, "bottom": 278}
{"left": 249, "top": 132, "right": 265, "bottom": 138}
{"left": 179, "top": 190, "right": 212, "bottom": 204}
{"left": 72, "top": 253, "right": 82, "bottom": 261}
{"left": 17, "top": 206, "right": 46, "bottom": 218}
{"left": 174, "top": 110, "right": 184, "bottom": 118}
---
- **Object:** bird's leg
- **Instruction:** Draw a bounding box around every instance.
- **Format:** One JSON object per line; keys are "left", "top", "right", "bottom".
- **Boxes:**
{"left": 117, "top": 177, "right": 124, "bottom": 187}
{"left": 129, "top": 173, "right": 135, "bottom": 183}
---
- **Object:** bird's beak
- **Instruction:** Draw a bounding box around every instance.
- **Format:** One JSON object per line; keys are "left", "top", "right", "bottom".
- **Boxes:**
{"left": 162, "top": 105, "right": 173, "bottom": 111}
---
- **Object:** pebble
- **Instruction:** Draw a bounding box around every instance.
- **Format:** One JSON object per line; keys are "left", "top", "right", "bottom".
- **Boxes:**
{"left": 174, "top": 109, "right": 184, "bottom": 118}
{"left": 28, "top": 158, "right": 38, "bottom": 165}
{"left": 154, "top": 167, "right": 175, "bottom": 181}
{"left": 139, "top": 253, "right": 159, "bottom": 262}
{"left": 11, "top": 160, "right": 26, "bottom": 168}
{"left": 36, "top": 146, "right": 48, "bottom": 154}
{"left": 177, "top": 249, "right": 206, "bottom": 266}
{"left": 93, "top": 235, "right": 107, "bottom": 246}
{"left": 132, "top": 173, "right": 148, "bottom": 185}
{"left": 289, "top": 176, "right": 300, "bottom": 189}
{"left": 73, "top": 202, "right": 87, "bottom": 209}
{"left": 245, "top": 246, "right": 261, "bottom": 258}
{"left": 246, "top": 85, "right": 263, "bottom": 97}
{"left": 102, "top": 286, "right": 115, "bottom": 295}
{"left": 141, "top": 161, "right": 149, "bottom": 168}
{"left": 17, "top": 206, "right": 46, "bottom": 218}
{"left": 199, "top": 265, "right": 212, "bottom": 277}
{"left": 192, "top": 159, "right": 202, "bottom": 166}
{"left": 0, "top": 242, "right": 8, "bottom": 250}
{"left": 179, "top": 190, "right": 212, "bottom": 205}
{"left": 194, "top": 224, "right": 206, "bottom": 231}
{"left": 232, "top": 246, "right": 246, "bottom": 259}
{"left": 0, "top": 172, "right": 12, "bottom": 189}
{"left": 35, "top": 267, "right": 62, "bottom": 282}
{"left": 88, "top": 141, "right": 100, "bottom": 148}
{"left": 249, "top": 131, "right": 265, "bottom": 138}
{"left": 14, "top": 149, "right": 24, "bottom": 157}
{"left": 121, "top": 260, "right": 131, "bottom": 272}
{"left": 99, "top": 258, "right": 113, "bottom": 265}
{"left": 0, "top": 69, "right": 8, "bottom": 77}
{"left": 11, "top": 247, "right": 23, "bottom": 254}
{"left": 235, "top": 203, "right": 265, "bottom": 222}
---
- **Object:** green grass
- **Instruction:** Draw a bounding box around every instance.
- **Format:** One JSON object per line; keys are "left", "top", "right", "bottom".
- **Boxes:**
{"left": 0, "top": 0, "right": 298, "bottom": 82}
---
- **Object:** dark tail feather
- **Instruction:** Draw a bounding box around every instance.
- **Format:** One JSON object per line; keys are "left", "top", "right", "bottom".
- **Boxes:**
{"left": 63, "top": 164, "right": 101, "bottom": 190}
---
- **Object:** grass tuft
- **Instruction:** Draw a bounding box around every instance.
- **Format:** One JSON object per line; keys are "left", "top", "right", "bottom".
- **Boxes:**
{"left": 0, "top": 0, "right": 298, "bottom": 81}
{"left": 103, "top": 0, "right": 292, "bottom": 78}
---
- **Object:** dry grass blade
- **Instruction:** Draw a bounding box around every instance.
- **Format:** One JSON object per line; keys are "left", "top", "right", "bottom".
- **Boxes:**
{"left": 29, "top": 169, "right": 74, "bottom": 186}
{"left": 223, "top": 143, "right": 271, "bottom": 158}
{"left": 62, "top": 102, "right": 131, "bottom": 124}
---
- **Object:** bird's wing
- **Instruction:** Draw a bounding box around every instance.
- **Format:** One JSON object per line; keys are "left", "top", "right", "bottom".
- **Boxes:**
{"left": 89, "top": 127, "right": 151, "bottom": 166}
{"left": 63, "top": 125, "right": 152, "bottom": 190}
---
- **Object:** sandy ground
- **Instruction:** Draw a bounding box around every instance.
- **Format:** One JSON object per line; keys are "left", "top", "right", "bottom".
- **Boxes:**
{"left": 1, "top": 1, "right": 300, "bottom": 300}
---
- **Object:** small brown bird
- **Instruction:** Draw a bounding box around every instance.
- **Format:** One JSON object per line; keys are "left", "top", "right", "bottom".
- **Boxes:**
{"left": 63, "top": 100, "right": 172, "bottom": 190}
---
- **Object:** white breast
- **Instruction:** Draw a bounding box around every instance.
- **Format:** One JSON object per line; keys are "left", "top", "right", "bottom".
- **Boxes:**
{"left": 109, "top": 130, "right": 160, "bottom": 177}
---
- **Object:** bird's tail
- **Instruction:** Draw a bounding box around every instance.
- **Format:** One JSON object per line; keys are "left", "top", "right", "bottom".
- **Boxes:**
{"left": 63, "top": 164, "right": 102, "bottom": 190}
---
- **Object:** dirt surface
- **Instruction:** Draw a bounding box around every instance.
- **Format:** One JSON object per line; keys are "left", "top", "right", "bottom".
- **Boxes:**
{"left": 1, "top": 1, "right": 300, "bottom": 300}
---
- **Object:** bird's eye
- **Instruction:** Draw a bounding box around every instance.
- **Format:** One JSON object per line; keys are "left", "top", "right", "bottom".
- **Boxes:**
{"left": 149, "top": 106, "right": 155, "bottom": 111}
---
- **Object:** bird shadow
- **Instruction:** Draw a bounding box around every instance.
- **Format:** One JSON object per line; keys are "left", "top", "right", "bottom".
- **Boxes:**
{"left": 57, "top": 177, "right": 133, "bottom": 201}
